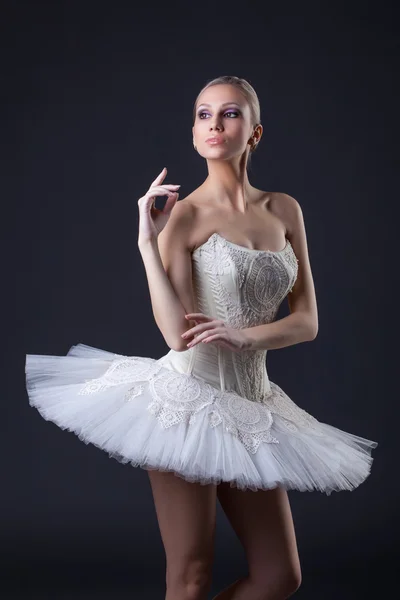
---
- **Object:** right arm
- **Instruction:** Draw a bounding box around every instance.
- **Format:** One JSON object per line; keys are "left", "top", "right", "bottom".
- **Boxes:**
{"left": 138, "top": 200, "right": 198, "bottom": 352}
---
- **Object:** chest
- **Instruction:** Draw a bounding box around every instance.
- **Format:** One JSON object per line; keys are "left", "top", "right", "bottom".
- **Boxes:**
{"left": 191, "top": 201, "right": 287, "bottom": 254}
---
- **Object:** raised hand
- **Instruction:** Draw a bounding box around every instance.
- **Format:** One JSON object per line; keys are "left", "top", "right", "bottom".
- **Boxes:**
{"left": 137, "top": 167, "right": 181, "bottom": 245}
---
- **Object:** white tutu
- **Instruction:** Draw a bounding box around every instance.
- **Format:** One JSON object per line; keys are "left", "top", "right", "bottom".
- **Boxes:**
{"left": 25, "top": 343, "right": 378, "bottom": 495}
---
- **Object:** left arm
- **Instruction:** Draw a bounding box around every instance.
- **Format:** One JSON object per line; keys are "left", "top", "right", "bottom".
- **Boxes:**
{"left": 242, "top": 194, "right": 319, "bottom": 351}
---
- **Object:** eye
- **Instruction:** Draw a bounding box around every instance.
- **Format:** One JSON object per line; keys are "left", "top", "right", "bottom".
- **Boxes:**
{"left": 224, "top": 111, "right": 239, "bottom": 118}
{"left": 197, "top": 110, "right": 240, "bottom": 119}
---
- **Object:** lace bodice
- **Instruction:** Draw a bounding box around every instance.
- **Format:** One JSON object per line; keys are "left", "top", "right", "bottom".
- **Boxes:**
{"left": 192, "top": 232, "right": 298, "bottom": 329}
{"left": 161, "top": 232, "right": 299, "bottom": 402}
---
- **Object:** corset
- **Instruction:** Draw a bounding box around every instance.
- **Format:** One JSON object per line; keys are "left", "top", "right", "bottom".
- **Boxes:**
{"left": 159, "top": 232, "right": 299, "bottom": 402}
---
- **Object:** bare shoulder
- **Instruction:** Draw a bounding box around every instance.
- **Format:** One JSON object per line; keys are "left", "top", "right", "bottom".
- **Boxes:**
{"left": 167, "top": 195, "right": 197, "bottom": 223}
{"left": 267, "top": 192, "right": 303, "bottom": 237}
{"left": 266, "top": 191, "right": 311, "bottom": 263}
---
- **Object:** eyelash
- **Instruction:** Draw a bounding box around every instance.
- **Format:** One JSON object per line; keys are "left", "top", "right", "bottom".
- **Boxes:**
{"left": 197, "top": 110, "right": 240, "bottom": 119}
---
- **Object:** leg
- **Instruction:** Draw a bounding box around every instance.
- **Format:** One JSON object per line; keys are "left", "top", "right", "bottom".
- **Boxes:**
{"left": 147, "top": 469, "right": 217, "bottom": 600}
{"left": 212, "top": 484, "right": 301, "bottom": 600}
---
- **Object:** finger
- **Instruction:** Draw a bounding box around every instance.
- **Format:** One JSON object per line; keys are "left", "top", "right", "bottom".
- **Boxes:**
{"left": 163, "top": 192, "right": 178, "bottom": 214}
{"left": 182, "top": 324, "right": 211, "bottom": 339}
{"left": 186, "top": 335, "right": 206, "bottom": 348}
{"left": 150, "top": 167, "right": 168, "bottom": 188}
{"left": 185, "top": 313, "right": 211, "bottom": 320}
{"left": 147, "top": 185, "right": 180, "bottom": 196}
{"left": 142, "top": 188, "right": 177, "bottom": 204}
{"left": 202, "top": 333, "right": 227, "bottom": 344}
{"left": 185, "top": 323, "right": 222, "bottom": 338}
{"left": 149, "top": 184, "right": 181, "bottom": 192}
{"left": 187, "top": 334, "right": 226, "bottom": 349}
{"left": 202, "top": 334, "right": 234, "bottom": 350}
{"left": 186, "top": 326, "right": 223, "bottom": 344}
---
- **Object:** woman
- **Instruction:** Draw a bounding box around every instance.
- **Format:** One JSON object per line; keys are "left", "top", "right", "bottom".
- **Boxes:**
{"left": 26, "top": 75, "right": 378, "bottom": 600}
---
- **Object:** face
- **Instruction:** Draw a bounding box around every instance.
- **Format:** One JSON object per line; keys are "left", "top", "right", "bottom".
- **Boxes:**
{"left": 192, "top": 84, "right": 258, "bottom": 159}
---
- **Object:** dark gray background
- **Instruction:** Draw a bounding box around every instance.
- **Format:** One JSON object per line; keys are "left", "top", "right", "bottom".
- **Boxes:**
{"left": 3, "top": 1, "right": 397, "bottom": 598}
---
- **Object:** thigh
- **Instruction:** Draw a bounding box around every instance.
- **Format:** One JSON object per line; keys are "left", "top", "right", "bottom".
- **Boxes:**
{"left": 217, "top": 483, "right": 301, "bottom": 585}
{"left": 147, "top": 469, "right": 218, "bottom": 580}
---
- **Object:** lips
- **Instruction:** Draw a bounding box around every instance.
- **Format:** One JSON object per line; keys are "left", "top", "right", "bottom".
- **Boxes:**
{"left": 206, "top": 136, "right": 225, "bottom": 144}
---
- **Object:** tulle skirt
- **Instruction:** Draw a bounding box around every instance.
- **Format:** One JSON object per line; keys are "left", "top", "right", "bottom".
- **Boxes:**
{"left": 25, "top": 343, "right": 378, "bottom": 495}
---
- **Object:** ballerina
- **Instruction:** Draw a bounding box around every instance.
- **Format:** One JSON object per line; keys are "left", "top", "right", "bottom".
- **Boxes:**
{"left": 26, "top": 75, "right": 378, "bottom": 600}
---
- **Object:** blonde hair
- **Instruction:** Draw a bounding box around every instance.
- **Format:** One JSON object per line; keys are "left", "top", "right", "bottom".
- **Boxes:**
{"left": 193, "top": 75, "right": 261, "bottom": 167}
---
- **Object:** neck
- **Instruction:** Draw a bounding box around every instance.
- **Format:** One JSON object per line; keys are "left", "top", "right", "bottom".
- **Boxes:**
{"left": 201, "top": 155, "right": 254, "bottom": 213}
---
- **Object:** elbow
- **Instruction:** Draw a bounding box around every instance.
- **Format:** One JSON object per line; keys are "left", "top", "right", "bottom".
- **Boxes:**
{"left": 169, "top": 318, "right": 198, "bottom": 352}
{"left": 164, "top": 323, "right": 194, "bottom": 352}
{"left": 306, "top": 320, "right": 319, "bottom": 341}
{"left": 168, "top": 339, "right": 183, "bottom": 352}
{"left": 168, "top": 336, "right": 188, "bottom": 353}
{"left": 170, "top": 342, "right": 187, "bottom": 353}
{"left": 159, "top": 322, "right": 189, "bottom": 352}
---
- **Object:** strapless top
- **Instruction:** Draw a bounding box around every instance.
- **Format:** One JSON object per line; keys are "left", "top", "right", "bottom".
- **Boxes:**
{"left": 159, "top": 231, "right": 299, "bottom": 402}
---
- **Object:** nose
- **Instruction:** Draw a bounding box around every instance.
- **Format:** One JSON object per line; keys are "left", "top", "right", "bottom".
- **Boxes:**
{"left": 209, "top": 115, "right": 223, "bottom": 131}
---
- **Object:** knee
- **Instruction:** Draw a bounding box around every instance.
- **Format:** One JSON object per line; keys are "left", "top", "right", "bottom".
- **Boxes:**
{"left": 185, "top": 578, "right": 212, "bottom": 600}
{"left": 168, "top": 578, "right": 211, "bottom": 600}
{"left": 252, "top": 564, "right": 302, "bottom": 599}
{"left": 167, "top": 561, "right": 212, "bottom": 600}
{"left": 284, "top": 567, "right": 302, "bottom": 596}
{"left": 274, "top": 565, "right": 302, "bottom": 598}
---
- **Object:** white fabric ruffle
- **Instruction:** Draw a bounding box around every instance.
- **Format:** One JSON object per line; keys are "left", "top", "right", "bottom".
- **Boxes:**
{"left": 25, "top": 343, "right": 378, "bottom": 495}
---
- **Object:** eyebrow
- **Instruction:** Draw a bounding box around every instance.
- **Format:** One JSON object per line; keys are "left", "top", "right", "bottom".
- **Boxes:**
{"left": 196, "top": 102, "right": 242, "bottom": 109}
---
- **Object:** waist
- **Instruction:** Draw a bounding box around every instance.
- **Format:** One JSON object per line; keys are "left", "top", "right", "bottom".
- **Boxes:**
{"left": 158, "top": 344, "right": 271, "bottom": 402}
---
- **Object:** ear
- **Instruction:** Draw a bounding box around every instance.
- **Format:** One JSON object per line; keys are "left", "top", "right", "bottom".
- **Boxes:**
{"left": 255, "top": 123, "right": 263, "bottom": 139}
